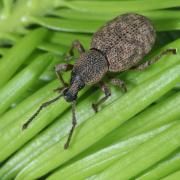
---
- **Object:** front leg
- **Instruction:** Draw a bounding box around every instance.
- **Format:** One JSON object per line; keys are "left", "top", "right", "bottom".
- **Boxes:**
{"left": 132, "top": 48, "right": 177, "bottom": 70}
{"left": 54, "top": 63, "right": 73, "bottom": 90}
{"left": 92, "top": 82, "right": 111, "bottom": 113}
{"left": 66, "top": 40, "right": 85, "bottom": 61}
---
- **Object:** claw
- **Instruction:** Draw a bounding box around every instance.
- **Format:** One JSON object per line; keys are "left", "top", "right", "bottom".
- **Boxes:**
{"left": 92, "top": 103, "right": 98, "bottom": 113}
{"left": 22, "top": 122, "right": 28, "bottom": 130}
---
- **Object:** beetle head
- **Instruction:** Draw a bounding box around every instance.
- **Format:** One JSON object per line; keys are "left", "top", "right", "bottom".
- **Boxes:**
{"left": 63, "top": 73, "right": 85, "bottom": 102}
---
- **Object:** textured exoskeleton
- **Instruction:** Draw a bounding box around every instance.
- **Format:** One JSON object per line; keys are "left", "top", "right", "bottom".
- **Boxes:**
{"left": 91, "top": 13, "right": 156, "bottom": 72}
{"left": 23, "top": 13, "right": 176, "bottom": 149}
{"left": 68, "top": 13, "right": 156, "bottom": 91}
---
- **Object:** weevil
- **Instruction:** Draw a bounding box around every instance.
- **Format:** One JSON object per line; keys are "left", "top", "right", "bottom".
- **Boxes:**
{"left": 22, "top": 13, "right": 176, "bottom": 149}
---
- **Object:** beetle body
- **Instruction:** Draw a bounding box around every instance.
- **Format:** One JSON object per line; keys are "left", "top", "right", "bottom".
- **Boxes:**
{"left": 65, "top": 13, "right": 156, "bottom": 101}
{"left": 25, "top": 13, "right": 168, "bottom": 149}
{"left": 91, "top": 13, "right": 156, "bottom": 72}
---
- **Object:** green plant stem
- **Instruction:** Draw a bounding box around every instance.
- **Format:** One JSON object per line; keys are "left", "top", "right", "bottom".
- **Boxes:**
{"left": 154, "top": 19, "right": 180, "bottom": 31}
{"left": 0, "top": 28, "right": 48, "bottom": 88}
{"left": 0, "top": 56, "right": 67, "bottom": 131}
{"left": 0, "top": 30, "right": 90, "bottom": 50}
{"left": 0, "top": 1, "right": 179, "bottom": 180}
{"left": 31, "top": 16, "right": 180, "bottom": 33}
{"left": 105, "top": 92, "right": 180, "bottom": 142}
{"left": 0, "top": 53, "right": 51, "bottom": 115}
{"left": 0, "top": 32, "right": 20, "bottom": 42}
{"left": 39, "top": 55, "right": 64, "bottom": 82}
{"left": 83, "top": 91, "right": 180, "bottom": 153}
{"left": 95, "top": 122, "right": 180, "bottom": 180}
{"left": 51, "top": 9, "right": 180, "bottom": 21}
{"left": 0, "top": 0, "right": 62, "bottom": 33}
{"left": 0, "top": 47, "right": 9, "bottom": 56}
{"left": 1, "top": 0, "right": 13, "bottom": 17}
{"left": 1, "top": 0, "right": 180, "bottom": 33}
{"left": 0, "top": 86, "right": 88, "bottom": 163}
{"left": 15, "top": 62, "right": 180, "bottom": 180}
{"left": 0, "top": 80, "right": 59, "bottom": 131}
{"left": 136, "top": 149, "right": 180, "bottom": 180}
{"left": 162, "top": 170, "right": 180, "bottom": 180}
{"left": 31, "top": 16, "right": 103, "bottom": 33}
{"left": 48, "top": 31, "right": 91, "bottom": 49}
{"left": 0, "top": 39, "right": 179, "bottom": 179}
{"left": 64, "top": 0, "right": 180, "bottom": 13}
{"left": 47, "top": 123, "right": 173, "bottom": 180}
{"left": 38, "top": 42, "right": 68, "bottom": 55}
{"left": 0, "top": 31, "right": 85, "bottom": 55}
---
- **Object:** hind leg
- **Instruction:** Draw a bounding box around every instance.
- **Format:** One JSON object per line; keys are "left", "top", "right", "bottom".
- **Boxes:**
{"left": 132, "top": 48, "right": 177, "bottom": 70}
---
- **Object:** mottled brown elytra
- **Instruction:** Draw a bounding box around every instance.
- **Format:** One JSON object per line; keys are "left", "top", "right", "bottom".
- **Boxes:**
{"left": 22, "top": 13, "right": 176, "bottom": 149}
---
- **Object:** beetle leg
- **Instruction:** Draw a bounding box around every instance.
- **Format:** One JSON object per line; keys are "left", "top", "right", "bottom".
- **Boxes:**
{"left": 65, "top": 40, "right": 85, "bottom": 61}
{"left": 54, "top": 63, "right": 73, "bottom": 90}
{"left": 109, "top": 78, "right": 127, "bottom": 92}
{"left": 132, "top": 48, "right": 177, "bottom": 70}
{"left": 92, "top": 82, "right": 111, "bottom": 113}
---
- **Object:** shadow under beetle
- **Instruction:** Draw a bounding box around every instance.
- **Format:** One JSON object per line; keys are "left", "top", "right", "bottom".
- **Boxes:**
{"left": 22, "top": 13, "right": 176, "bottom": 149}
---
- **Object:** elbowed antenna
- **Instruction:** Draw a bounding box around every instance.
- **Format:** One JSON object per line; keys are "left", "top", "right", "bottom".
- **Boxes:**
{"left": 22, "top": 94, "right": 63, "bottom": 130}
